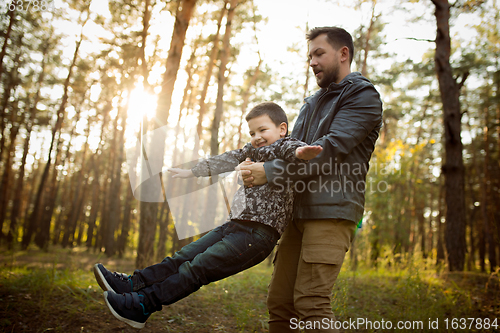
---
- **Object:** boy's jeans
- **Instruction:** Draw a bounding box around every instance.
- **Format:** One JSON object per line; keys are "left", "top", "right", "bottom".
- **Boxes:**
{"left": 131, "top": 220, "right": 279, "bottom": 311}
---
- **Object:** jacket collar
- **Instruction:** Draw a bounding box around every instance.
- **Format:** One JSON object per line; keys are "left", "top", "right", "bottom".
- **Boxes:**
{"left": 304, "top": 72, "right": 363, "bottom": 105}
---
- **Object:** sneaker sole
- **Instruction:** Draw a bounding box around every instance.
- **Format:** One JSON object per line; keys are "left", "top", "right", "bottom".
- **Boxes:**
{"left": 93, "top": 264, "right": 115, "bottom": 293}
{"left": 103, "top": 291, "right": 145, "bottom": 329}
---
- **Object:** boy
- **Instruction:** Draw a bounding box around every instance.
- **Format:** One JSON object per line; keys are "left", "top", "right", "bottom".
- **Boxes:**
{"left": 94, "top": 102, "right": 322, "bottom": 329}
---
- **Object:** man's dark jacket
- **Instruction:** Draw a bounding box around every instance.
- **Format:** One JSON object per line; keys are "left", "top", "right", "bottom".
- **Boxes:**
{"left": 263, "top": 72, "right": 383, "bottom": 223}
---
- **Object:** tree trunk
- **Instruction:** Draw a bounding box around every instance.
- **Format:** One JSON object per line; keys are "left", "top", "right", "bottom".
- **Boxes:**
{"left": 210, "top": 0, "right": 238, "bottom": 156}
{"left": 0, "top": 107, "right": 20, "bottom": 239}
{"left": 195, "top": 0, "right": 227, "bottom": 151}
{"left": 360, "top": 1, "right": 377, "bottom": 78}
{"left": 68, "top": 184, "right": 89, "bottom": 246}
{"left": 0, "top": 2, "right": 16, "bottom": 82}
{"left": 465, "top": 115, "right": 480, "bottom": 271}
{"left": 432, "top": 0, "right": 467, "bottom": 271}
{"left": 55, "top": 123, "right": 89, "bottom": 245}
{"left": 35, "top": 128, "right": 64, "bottom": 250}
{"left": 435, "top": 175, "right": 446, "bottom": 264}
{"left": 140, "top": 0, "right": 152, "bottom": 92}
{"left": 39, "top": 90, "right": 86, "bottom": 248}
{"left": 482, "top": 105, "right": 497, "bottom": 272}
{"left": 175, "top": 42, "right": 203, "bottom": 250}
{"left": 236, "top": 58, "right": 262, "bottom": 148}
{"left": 119, "top": 125, "right": 143, "bottom": 256}
{"left": 392, "top": 184, "right": 403, "bottom": 257}
{"left": 407, "top": 105, "right": 428, "bottom": 256}
{"left": 85, "top": 166, "right": 101, "bottom": 250}
{"left": 21, "top": 141, "right": 43, "bottom": 243}
{"left": 427, "top": 183, "right": 436, "bottom": 262}
{"left": 105, "top": 97, "right": 128, "bottom": 256}
{"left": 7, "top": 113, "right": 35, "bottom": 248}
{"left": 97, "top": 127, "right": 115, "bottom": 252}
{"left": 0, "top": 53, "right": 21, "bottom": 236}
{"left": 495, "top": 69, "right": 500, "bottom": 271}
{"left": 117, "top": 184, "right": 134, "bottom": 257}
{"left": 156, "top": 201, "right": 170, "bottom": 261}
{"left": 303, "top": 21, "right": 311, "bottom": 101}
{"left": 0, "top": 78, "right": 13, "bottom": 164}
{"left": 416, "top": 198, "right": 426, "bottom": 257}
{"left": 82, "top": 100, "right": 111, "bottom": 250}
{"left": 21, "top": 116, "right": 60, "bottom": 249}
{"left": 0, "top": 51, "right": 21, "bottom": 163}
{"left": 21, "top": 15, "right": 87, "bottom": 249}
{"left": 137, "top": 0, "right": 197, "bottom": 268}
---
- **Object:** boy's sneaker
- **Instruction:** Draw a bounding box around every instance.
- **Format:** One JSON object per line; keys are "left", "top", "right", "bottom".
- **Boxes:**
{"left": 103, "top": 291, "right": 151, "bottom": 329}
{"left": 94, "top": 263, "right": 133, "bottom": 294}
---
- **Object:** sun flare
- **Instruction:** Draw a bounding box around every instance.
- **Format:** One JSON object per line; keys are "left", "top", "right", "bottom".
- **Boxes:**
{"left": 122, "top": 83, "right": 159, "bottom": 150}
{"left": 127, "top": 83, "right": 158, "bottom": 126}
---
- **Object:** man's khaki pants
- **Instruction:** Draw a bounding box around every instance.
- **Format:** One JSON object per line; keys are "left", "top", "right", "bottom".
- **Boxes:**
{"left": 267, "top": 218, "right": 356, "bottom": 333}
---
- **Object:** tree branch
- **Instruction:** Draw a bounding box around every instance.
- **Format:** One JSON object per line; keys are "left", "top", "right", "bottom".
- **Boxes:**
{"left": 394, "top": 37, "right": 436, "bottom": 43}
{"left": 457, "top": 71, "right": 469, "bottom": 90}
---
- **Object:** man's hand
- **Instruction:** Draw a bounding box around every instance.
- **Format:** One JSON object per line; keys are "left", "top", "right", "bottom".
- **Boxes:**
{"left": 167, "top": 168, "right": 194, "bottom": 178}
{"left": 234, "top": 158, "right": 254, "bottom": 171}
{"left": 238, "top": 158, "right": 267, "bottom": 188}
{"left": 295, "top": 145, "right": 323, "bottom": 160}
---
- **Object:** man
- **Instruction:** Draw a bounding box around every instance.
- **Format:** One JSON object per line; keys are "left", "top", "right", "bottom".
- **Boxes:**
{"left": 240, "top": 27, "right": 383, "bottom": 332}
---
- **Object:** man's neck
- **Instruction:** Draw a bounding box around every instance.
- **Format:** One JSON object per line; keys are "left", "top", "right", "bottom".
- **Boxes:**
{"left": 335, "top": 69, "right": 351, "bottom": 84}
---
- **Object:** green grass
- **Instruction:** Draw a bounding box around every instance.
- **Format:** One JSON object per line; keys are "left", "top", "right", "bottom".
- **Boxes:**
{"left": 331, "top": 260, "right": 499, "bottom": 332}
{"left": 197, "top": 263, "right": 272, "bottom": 332}
{"left": 0, "top": 265, "right": 103, "bottom": 332}
{"left": 0, "top": 247, "right": 498, "bottom": 332}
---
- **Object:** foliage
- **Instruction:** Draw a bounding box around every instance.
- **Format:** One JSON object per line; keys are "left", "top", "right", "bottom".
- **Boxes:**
{"left": 0, "top": 0, "right": 498, "bottom": 274}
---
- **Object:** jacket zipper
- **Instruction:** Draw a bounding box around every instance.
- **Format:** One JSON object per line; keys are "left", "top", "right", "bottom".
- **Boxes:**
{"left": 303, "top": 88, "right": 329, "bottom": 143}
{"left": 336, "top": 164, "right": 345, "bottom": 199}
{"left": 304, "top": 81, "right": 353, "bottom": 143}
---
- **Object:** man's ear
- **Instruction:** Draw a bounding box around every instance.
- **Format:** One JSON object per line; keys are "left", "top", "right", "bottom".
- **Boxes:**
{"left": 280, "top": 122, "right": 288, "bottom": 137}
{"left": 340, "top": 46, "right": 350, "bottom": 63}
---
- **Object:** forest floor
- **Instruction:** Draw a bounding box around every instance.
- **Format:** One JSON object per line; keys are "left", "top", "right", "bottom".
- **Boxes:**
{"left": 0, "top": 246, "right": 499, "bottom": 333}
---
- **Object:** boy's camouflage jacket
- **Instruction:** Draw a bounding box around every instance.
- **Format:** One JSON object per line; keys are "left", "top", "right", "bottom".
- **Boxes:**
{"left": 191, "top": 137, "right": 308, "bottom": 235}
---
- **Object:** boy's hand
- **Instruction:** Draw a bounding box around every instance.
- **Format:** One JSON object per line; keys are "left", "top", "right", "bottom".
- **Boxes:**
{"left": 239, "top": 158, "right": 267, "bottom": 188}
{"left": 235, "top": 158, "right": 254, "bottom": 185}
{"left": 167, "top": 168, "right": 194, "bottom": 178}
{"left": 295, "top": 145, "right": 323, "bottom": 160}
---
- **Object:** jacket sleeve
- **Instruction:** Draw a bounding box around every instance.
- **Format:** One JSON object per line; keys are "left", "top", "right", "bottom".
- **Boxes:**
{"left": 191, "top": 146, "right": 249, "bottom": 177}
{"left": 251, "top": 138, "right": 309, "bottom": 163}
{"left": 264, "top": 85, "right": 382, "bottom": 186}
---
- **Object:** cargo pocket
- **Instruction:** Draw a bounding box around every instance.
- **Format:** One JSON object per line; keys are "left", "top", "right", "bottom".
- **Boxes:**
{"left": 301, "top": 244, "right": 346, "bottom": 265}
{"left": 296, "top": 244, "right": 346, "bottom": 297}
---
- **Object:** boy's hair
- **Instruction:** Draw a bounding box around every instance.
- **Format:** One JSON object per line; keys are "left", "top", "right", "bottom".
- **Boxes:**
{"left": 245, "top": 102, "right": 288, "bottom": 132}
{"left": 306, "top": 26, "right": 354, "bottom": 65}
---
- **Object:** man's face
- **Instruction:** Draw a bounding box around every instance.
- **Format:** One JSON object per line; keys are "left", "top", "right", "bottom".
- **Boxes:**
{"left": 247, "top": 114, "right": 287, "bottom": 148}
{"left": 308, "top": 34, "right": 341, "bottom": 88}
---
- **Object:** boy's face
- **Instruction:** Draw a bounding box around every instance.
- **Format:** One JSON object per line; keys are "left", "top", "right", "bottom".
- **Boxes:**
{"left": 247, "top": 114, "right": 287, "bottom": 148}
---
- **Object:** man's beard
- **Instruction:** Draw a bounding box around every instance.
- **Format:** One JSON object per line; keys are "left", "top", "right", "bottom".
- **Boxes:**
{"left": 316, "top": 65, "right": 339, "bottom": 88}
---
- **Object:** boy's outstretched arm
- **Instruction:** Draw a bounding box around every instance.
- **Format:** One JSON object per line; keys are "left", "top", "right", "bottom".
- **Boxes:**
{"left": 167, "top": 168, "right": 194, "bottom": 178}
{"left": 295, "top": 145, "right": 323, "bottom": 160}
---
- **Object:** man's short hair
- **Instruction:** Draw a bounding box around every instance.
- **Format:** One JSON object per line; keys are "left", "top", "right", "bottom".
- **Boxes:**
{"left": 245, "top": 102, "right": 288, "bottom": 132}
{"left": 307, "top": 26, "right": 354, "bottom": 65}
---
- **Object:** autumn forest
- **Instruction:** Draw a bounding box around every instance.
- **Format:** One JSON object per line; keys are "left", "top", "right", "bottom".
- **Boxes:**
{"left": 0, "top": 0, "right": 499, "bottom": 279}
